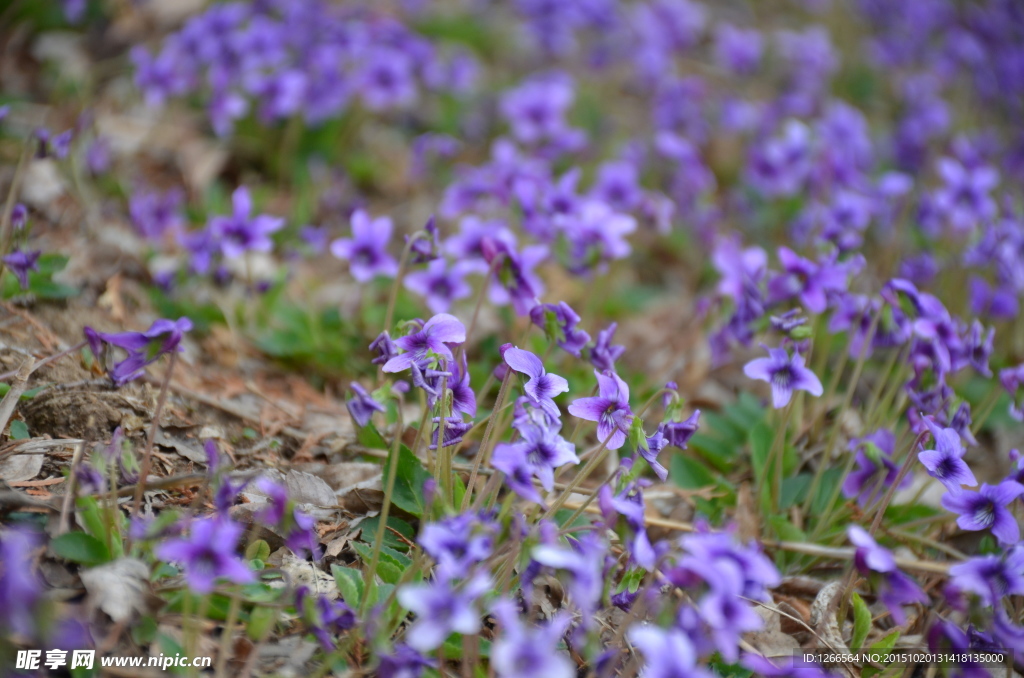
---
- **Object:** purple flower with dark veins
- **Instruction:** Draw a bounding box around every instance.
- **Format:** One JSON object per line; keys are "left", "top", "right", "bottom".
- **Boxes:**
{"left": 2, "top": 249, "right": 41, "bottom": 289}
{"left": 949, "top": 548, "right": 1024, "bottom": 606}
{"left": 448, "top": 354, "right": 476, "bottom": 417}
{"left": 430, "top": 416, "right": 472, "bottom": 450}
{"left": 404, "top": 258, "right": 486, "bottom": 313}
{"left": 84, "top": 317, "right": 192, "bottom": 386}
{"left": 503, "top": 347, "right": 570, "bottom": 420}
{"left": 500, "top": 74, "right": 576, "bottom": 145}
{"left": 941, "top": 481, "right": 1024, "bottom": 544}
{"left": 918, "top": 419, "right": 977, "bottom": 494}
{"left": 369, "top": 331, "right": 399, "bottom": 366}
{"left": 493, "top": 405, "right": 578, "bottom": 491}
{"left": 383, "top": 313, "right": 466, "bottom": 373}
{"left": 568, "top": 370, "right": 634, "bottom": 450}
{"left": 209, "top": 186, "right": 284, "bottom": 259}
{"left": 154, "top": 517, "right": 255, "bottom": 594}
{"left": 932, "top": 157, "right": 999, "bottom": 233}
{"left": 743, "top": 345, "right": 823, "bottom": 408}
{"left": 358, "top": 48, "right": 417, "bottom": 111}
{"left": 397, "top": 574, "right": 491, "bottom": 652}
{"left": 331, "top": 209, "right": 400, "bottom": 282}
{"left": 346, "top": 382, "right": 385, "bottom": 428}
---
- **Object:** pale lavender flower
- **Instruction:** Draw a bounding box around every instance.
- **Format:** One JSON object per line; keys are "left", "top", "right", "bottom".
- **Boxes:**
{"left": 503, "top": 347, "right": 570, "bottom": 420}
{"left": 331, "top": 210, "right": 399, "bottom": 282}
{"left": 10, "top": 203, "right": 27, "bottom": 231}
{"left": 743, "top": 345, "right": 823, "bottom": 408}
{"left": 0, "top": 528, "right": 43, "bottom": 638}
{"left": 941, "top": 481, "right": 1024, "bottom": 544}
{"left": 715, "top": 24, "right": 763, "bottom": 75}
{"left": 419, "top": 514, "right": 494, "bottom": 579}
{"left": 491, "top": 443, "right": 546, "bottom": 505}
{"left": 932, "top": 158, "right": 999, "bottom": 233}
{"left": 358, "top": 48, "right": 417, "bottom": 111}
{"left": 842, "top": 430, "right": 911, "bottom": 507}
{"left": 485, "top": 240, "right": 548, "bottom": 316}
{"left": 154, "top": 518, "right": 255, "bottom": 593}
{"left": 568, "top": 369, "right": 633, "bottom": 450}
{"left": 377, "top": 644, "right": 435, "bottom": 678}
{"left": 209, "top": 186, "right": 284, "bottom": 259}
{"left": 848, "top": 526, "right": 928, "bottom": 624}
{"left": 768, "top": 247, "right": 851, "bottom": 313}
{"left": 999, "top": 364, "right": 1024, "bottom": 421}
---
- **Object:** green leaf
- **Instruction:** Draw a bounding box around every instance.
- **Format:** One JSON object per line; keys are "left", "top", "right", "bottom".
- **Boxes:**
{"left": 51, "top": 532, "right": 111, "bottom": 565}
{"left": 359, "top": 515, "right": 416, "bottom": 552}
{"left": 867, "top": 629, "right": 900, "bottom": 653}
{"left": 780, "top": 474, "right": 812, "bottom": 510}
{"left": 749, "top": 422, "right": 773, "bottom": 479}
{"left": 9, "top": 419, "right": 29, "bottom": 439}
{"left": 245, "top": 539, "right": 271, "bottom": 561}
{"left": 365, "top": 425, "right": 432, "bottom": 517}
{"left": 247, "top": 605, "right": 278, "bottom": 640}
{"left": 850, "top": 592, "right": 871, "bottom": 651}
{"left": 376, "top": 560, "right": 403, "bottom": 585}
{"left": 811, "top": 468, "right": 845, "bottom": 515}
{"left": 331, "top": 565, "right": 365, "bottom": 607}
{"left": 767, "top": 515, "right": 806, "bottom": 543}
{"left": 671, "top": 455, "right": 717, "bottom": 489}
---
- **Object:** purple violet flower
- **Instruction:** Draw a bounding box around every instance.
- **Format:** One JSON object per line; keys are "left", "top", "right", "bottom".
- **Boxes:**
{"left": 529, "top": 301, "right": 590, "bottom": 357}
{"left": 767, "top": 247, "right": 851, "bottom": 313}
{"left": 0, "top": 528, "right": 43, "bottom": 638}
{"left": 154, "top": 518, "right": 255, "bottom": 594}
{"left": 503, "top": 346, "right": 570, "bottom": 420}
{"left": 346, "top": 382, "right": 385, "bottom": 428}
{"left": 492, "top": 406, "right": 578, "bottom": 491}
{"left": 129, "top": 187, "right": 184, "bottom": 241}
{"left": 2, "top": 249, "right": 41, "bottom": 290}
{"left": 331, "top": 209, "right": 400, "bottom": 282}
{"left": 396, "top": 574, "right": 491, "bottom": 652}
{"left": 404, "top": 258, "right": 486, "bottom": 313}
{"left": 743, "top": 345, "right": 823, "bottom": 408}
{"left": 490, "top": 598, "right": 574, "bottom": 678}
{"left": 842, "top": 430, "right": 911, "bottom": 507}
{"left": 419, "top": 514, "right": 494, "bottom": 579}
{"left": 999, "top": 364, "right": 1024, "bottom": 421}
{"left": 382, "top": 313, "right": 466, "bottom": 373}
{"left": 848, "top": 526, "right": 928, "bottom": 624}
{"left": 918, "top": 419, "right": 977, "bottom": 494}
{"left": 590, "top": 322, "right": 626, "bottom": 373}
{"left": 84, "top": 317, "right": 192, "bottom": 386}
{"left": 941, "top": 481, "right": 1024, "bottom": 544}
{"left": 491, "top": 442, "right": 547, "bottom": 506}
{"left": 628, "top": 624, "right": 713, "bottom": 678}
{"left": 209, "top": 186, "right": 284, "bottom": 259}
{"left": 948, "top": 548, "right": 1024, "bottom": 606}
{"left": 377, "top": 645, "right": 435, "bottom": 678}
{"left": 568, "top": 369, "right": 634, "bottom": 450}
{"left": 10, "top": 203, "right": 28, "bottom": 231}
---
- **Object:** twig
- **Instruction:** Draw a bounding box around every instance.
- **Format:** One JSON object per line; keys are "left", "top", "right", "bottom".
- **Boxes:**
{"left": 0, "top": 356, "right": 34, "bottom": 439}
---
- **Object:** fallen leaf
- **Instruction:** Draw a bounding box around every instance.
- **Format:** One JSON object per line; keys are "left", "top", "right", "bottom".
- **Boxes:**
{"left": 0, "top": 453, "right": 44, "bottom": 482}
{"left": 80, "top": 558, "right": 153, "bottom": 622}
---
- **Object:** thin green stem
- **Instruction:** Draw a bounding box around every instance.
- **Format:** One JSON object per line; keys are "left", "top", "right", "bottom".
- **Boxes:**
{"left": 382, "top": 230, "right": 429, "bottom": 335}
{"left": 462, "top": 369, "right": 514, "bottom": 511}
{"left": 361, "top": 404, "right": 405, "bottom": 615}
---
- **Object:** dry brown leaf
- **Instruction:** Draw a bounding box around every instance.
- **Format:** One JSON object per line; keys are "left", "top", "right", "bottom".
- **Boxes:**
{"left": 81, "top": 558, "right": 153, "bottom": 623}
{"left": 0, "top": 453, "right": 44, "bottom": 483}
